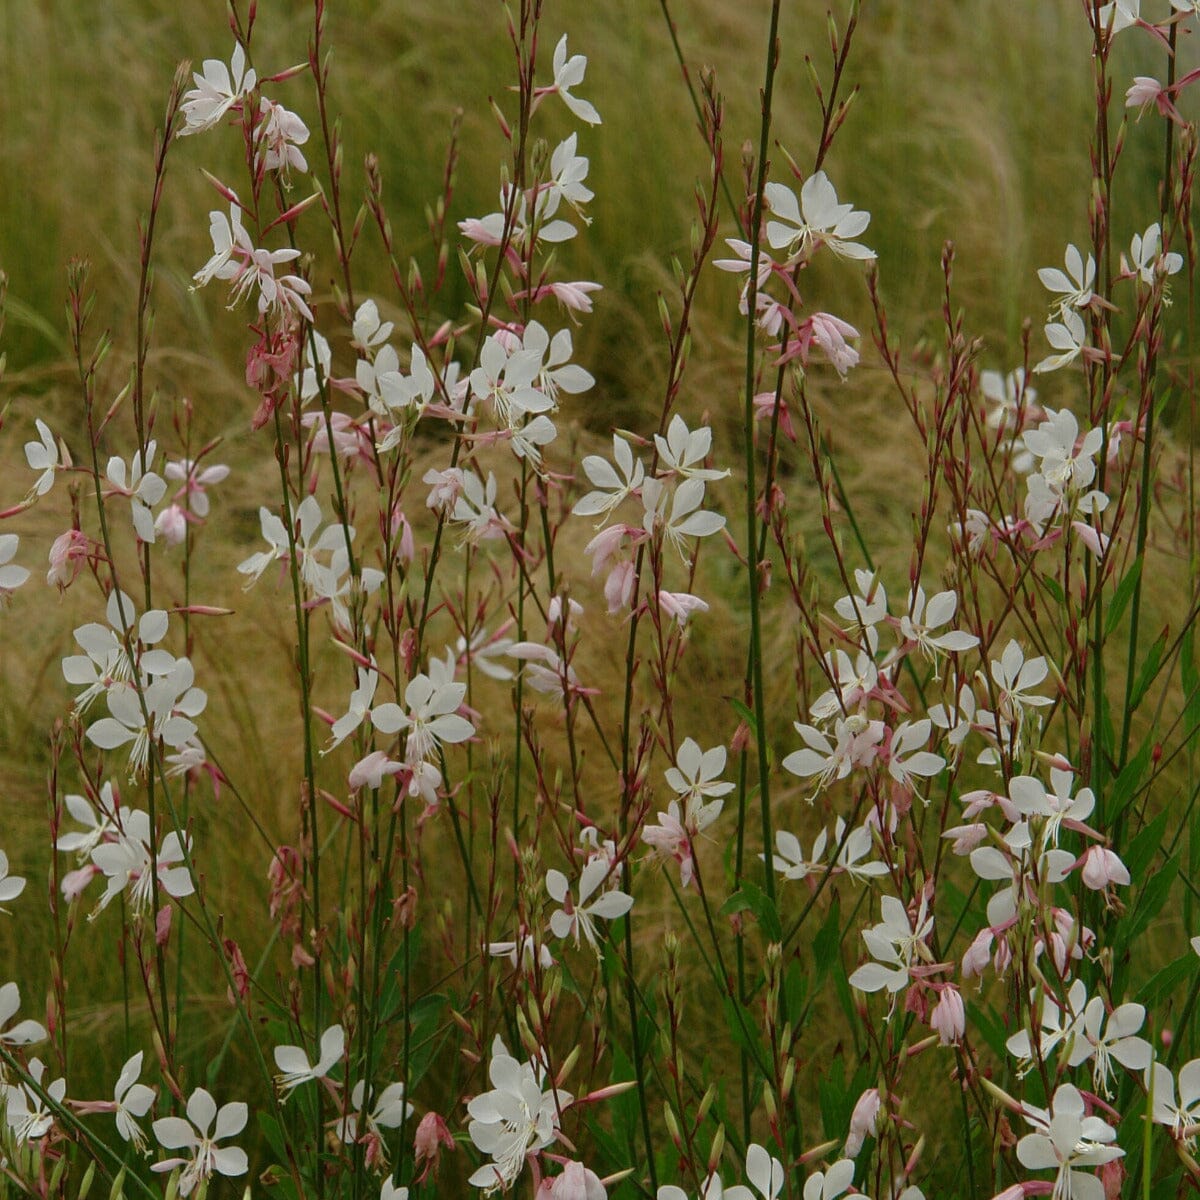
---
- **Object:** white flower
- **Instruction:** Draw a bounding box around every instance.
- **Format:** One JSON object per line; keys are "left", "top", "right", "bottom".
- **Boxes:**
{"left": 1097, "top": 0, "right": 1140, "bottom": 35}
{"left": 802, "top": 1159, "right": 856, "bottom": 1200}
{"left": 256, "top": 98, "right": 310, "bottom": 174}
{"left": 1067, "top": 997, "right": 1152, "bottom": 1098}
{"left": 1038, "top": 244, "right": 1095, "bottom": 316}
{"left": 0, "top": 849, "right": 26, "bottom": 911}
{"left": 86, "top": 657, "right": 206, "bottom": 779}
{"left": 1128, "top": 221, "right": 1184, "bottom": 286}
{"left": 1016, "top": 1083, "right": 1122, "bottom": 1200}
{"left": 886, "top": 719, "right": 946, "bottom": 793}
{"left": 641, "top": 476, "right": 725, "bottom": 563}
{"left": 764, "top": 172, "right": 874, "bottom": 261}
{"left": 152, "top": 1087, "right": 249, "bottom": 1197}
{"left": 325, "top": 667, "right": 380, "bottom": 752}
{"left": 113, "top": 1051, "right": 156, "bottom": 1151}
{"left": 371, "top": 672, "right": 474, "bottom": 766}
{"left": 0, "top": 535, "right": 29, "bottom": 603}
{"left": 665, "top": 738, "right": 734, "bottom": 810}
{"left": 0, "top": 981, "right": 48, "bottom": 1046}
{"left": 1033, "top": 309, "right": 1087, "bottom": 374}
{"left": 178, "top": 43, "right": 257, "bottom": 135}
{"left": 896, "top": 586, "right": 979, "bottom": 664}
{"left": 5, "top": 1058, "right": 65, "bottom": 1143}
{"left": 654, "top": 416, "right": 729, "bottom": 482}
{"left": 848, "top": 893, "right": 933, "bottom": 995}
{"left": 24, "top": 418, "right": 60, "bottom": 498}
{"left": 768, "top": 827, "right": 828, "bottom": 882}
{"left": 550, "top": 35, "right": 601, "bottom": 126}
{"left": 468, "top": 1045, "right": 572, "bottom": 1193}
{"left": 89, "top": 808, "right": 195, "bottom": 918}
{"left": 1146, "top": 1058, "right": 1200, "bottom": 1149}
{"left": 336, "top": 1080, "right": 413, "bottom": 1143}
{"left": 274, "top": 1024, "right": 345, "bottom": 1097}
{"left": 725, "top": 1143, "right": 784, "bottom": 1200}
{"left": 107, "top": 442, "right": 167, "bottom": 543}
{"left": 56, "top": 783, "right": 118, "bottom": 862}
{"left": 573, "top": 434, "right": 644, "bottom": 524}
{"left": 546, "top": 857, "right": 634, "bottom": 952}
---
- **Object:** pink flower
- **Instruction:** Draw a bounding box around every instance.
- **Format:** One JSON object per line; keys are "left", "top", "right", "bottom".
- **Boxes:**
{"left": 540, "top": 1161, "right": 606, "bottom": 1200}
{"left": 930, "top": 985, "right": 966, "bottom": 1045}
{"left": 808, "top": 312, "right": 862, "bottom": 377}
{"left": 656, "top": 590, "right": 709, "bottom": 623}
{"left": 47, "top": 529, "right": 90, "bottom": 593}
{"left": 1079, "top": 846, "right": 1131, "bottom": 890}
{"left": 412, "top": 1111, "right": 454, "bottom": 1183}
{"left": 605, "top": 561, "right": 636, "bottom": 613}
{"left": 845, "top": 1088, "right": 881, "bottom": 1157}
{"left": 155, "top": 504, "right": 189, "bottom": 547}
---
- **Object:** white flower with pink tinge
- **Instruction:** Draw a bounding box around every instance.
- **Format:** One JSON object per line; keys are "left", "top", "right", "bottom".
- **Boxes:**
{"left": 468, "top": 1041, "right": 572, "bottom": 1194}
{"left": 151, "top": 1088, "right": 248, "bottom": 1197}
{"left": 1015, "top": 1083, "right": 1122, "bottom": 1200}
{"left": 371, "top": 672, "right": 474, "bottom": 767}
{"left": 178, "top": 43, "right": 256, "bottom": 136}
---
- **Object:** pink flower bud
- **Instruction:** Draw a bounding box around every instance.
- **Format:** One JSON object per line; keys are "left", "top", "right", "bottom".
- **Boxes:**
{"left": 930, "top": 985, "right": 966, "bottom": 1045}
{"left": 155, "top": 503, "right": 189, "bottom": 547}
{"left": 1079, "top": 846, "right": 1131, "bottom": 890}
{"left": 413, "top": 1111, "right": 454, "bottom": 1182}
{"left": 61, "top": 864, "right": 98, "bottom": 902}
{"left": 539, "top": 1162, "right": 606, "bottom": 1200}
{"left": 845, "top": 1087, "right": 881, "bottom": 1157}
{"left": 962, "top": 928, "right": 993, "bottom": 979}
{"left": 604, "top": 560, "right": 635, "bottom": 613}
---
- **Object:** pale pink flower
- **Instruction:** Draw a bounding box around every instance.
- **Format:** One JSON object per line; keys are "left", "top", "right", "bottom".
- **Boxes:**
{"left": 930, "top": 986, "right": 966, "bottom": 1045}
{"left": 179, "top": 44, "right": 256, "bottom": 135}
{"left": 845, "top": 1088, "right": 881, "bottom": 1157}
{"left": 1079, "top": 846, "right": 1131, "bottom": 890}
{"left": 46, "top": 530, "right": 89, "bottom": 593}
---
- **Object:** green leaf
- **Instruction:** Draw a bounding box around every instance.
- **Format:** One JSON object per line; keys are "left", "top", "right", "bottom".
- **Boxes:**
{"left": 1039, "top": 573, "right": 1064, "bottom": 606}
{"left": 812, "top": 901, "right": 842, "bottom": 983}
{"left": 1129, "top": 632, "right": 1167, "bottom": 712}
{"left": 729, "top": 697, "right": 757, "bottom": 735}
{"left": 1136, "top": 953, "right": 1196, "bottom": 1008}
{"left": 1121, "top": 856, "right": 1179, "bottom": 946}
{"left": 1109, "top": 741, "right": 1152, "bottom": 825}
{"left": 1123, "top": 809, "right": 1168, "bottom": 882}
{"left": 721, "top": 881, "right": 782, "bottom": 941}
{"left": 1105, "top": 557, "right": 1143, "bottom": 637}
{"left": 967, "top": 1002, "right": 1009, "bottom": 1061}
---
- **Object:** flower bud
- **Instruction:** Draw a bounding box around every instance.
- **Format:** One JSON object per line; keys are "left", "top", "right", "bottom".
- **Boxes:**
{"left": 930, "top": 985, "right": 965, "bottom": 1045}
{"left": 845, "top": 1087, "right": 881, "bottom": 1157}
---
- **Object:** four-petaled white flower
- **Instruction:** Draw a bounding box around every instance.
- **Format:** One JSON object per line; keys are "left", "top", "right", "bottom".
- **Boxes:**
{"left": 24, "top": 418, "right": 60, "bottom": 499}
{"left": 179, "top": 43, "right": 256, "bottom": 136}
{"left": 550, "top": 35, "right": 601, "bottom": 126}
{"left": 1034, "top": 309, "right": 1087, "bottom": 374}
{"left": 764, "top": 172, "right": 875, "bottom": 262}
{"left": 0, "top": 535, "right": 30, "bottom": 605}
{"left": 89, "top": 808, "right": 195, "bottom": 918}
{"left": 0, "top": 981, "right": 48, "bottom": 1046}
{"left": 0, "top": 849, "right": 26, "bottom": 912}
{"left": 1038, "top": 244, "right": 1095, "bottom": 317}
{"left": 5, "top": 1057, "right": 65, "bottom": 1143}
{"left": 1016, "top": 1083, "right": 1123, "bottom": 1200}
{"left": 1146, "top": 1057, "right": 1200, "bottom": 1150}
{"left": 546, "top": 857, "right": 634, "bottom": 952}
{"left": 372, "top": 672, "right": 474, "bottom": 766}
{"left": 113, "top": 1051, "right": 157, "bottom": 1152}
{"left": 467, "top": 1043, "right": 572, "bottom": 1193}
{"left": 152, "top": 1087, "right": 249, "bottom": 1197}
{"left": 275, "top": 1024, "right": 345, "bottom": 1097}
{"left": 849, "top": 893, "right": 934, "bottom": 995}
